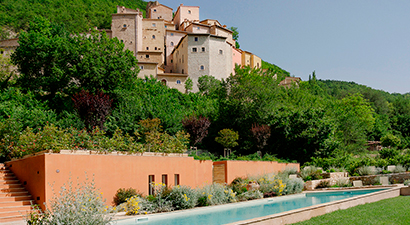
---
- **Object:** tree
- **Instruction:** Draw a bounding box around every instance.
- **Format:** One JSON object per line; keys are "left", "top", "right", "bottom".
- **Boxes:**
{"left": 11, "top": 17, "right": 75, "bottom": 100}
{"left": 215, "top": 129, "right": 239, "bottom": 157}
{"left": 185, "top": 78, "right": 193, "bottom": 93}
{"left": 70, "top": 31, "right": 139, "bottom": 95}
{"left": 0, "top": 49, "right": 16, "bottom": 89}
{"left": 333, "top": 94, "right": 375, "bottom": 152}
{"left": 182, "top": 115, "right": 211, "bottom": 146}
{"left": 229, "top": 27, "right": 240, "bottom": 49}
{"left": 12, "top": 17, "right": 139, "bottom": 101}
{"left": 198, "top": 75, "right": 221, "bottom": 97}
{"left": 250, "top": 123, "right": 271, "bottom": 154}
{"left": 72, "top": 90, "right": 113, "bottom": 130}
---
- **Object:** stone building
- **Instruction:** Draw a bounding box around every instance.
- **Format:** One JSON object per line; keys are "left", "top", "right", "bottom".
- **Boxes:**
{"left": 1, "top": 1, "right": 265, "bottom": 93}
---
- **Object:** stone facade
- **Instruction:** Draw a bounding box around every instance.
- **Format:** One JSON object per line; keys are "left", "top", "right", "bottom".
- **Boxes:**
{"left": 173, "top": 33, "right": 232, "bottom": 92}
{"left": 146, "top": 1, "right": 173, "bottom": 21}
{"left": 173, "top": 4, "right": 200, "bottom": 30}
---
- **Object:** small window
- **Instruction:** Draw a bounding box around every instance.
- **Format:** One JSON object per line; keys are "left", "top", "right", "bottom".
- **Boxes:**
{"left": 171, "top": 42, "right": 174, "bottom": 46}
{"left": 219, "top": 49, "right": 223, "bottom": 54}
{"left": 165, "top": 25, "right": 167, "bottom": 28}
{"left": 155, "top": 47, "right": 158, "bottom": 50}
{"left": 149, "top": 175, "right": 155, "bottom": 195}
{"left": 171, "top": 33, "right": 174, "bottom": 36}
{"left": 170, "top": 70, "right": 173, "bottom": 73}
{"left": 188, "top": 10, "right": 191, "bottom": 14}
{"left": 174, "top": 174, "right": 180, "bottom": 185}
{"left": 162, "top": 175, "right": 168, "bottom": 186}
{"left": 257, "top": 63, "right": 260, "bottom": 68}
{"left": 161, "top": 79, "right": 167, "bottom": 85}
{"left": 152, "top": 35, "right": 156, "bottom": 39}
{"left": 146, "top": 55, "right": 150, "bottom": 58}
{"left": 176, "top": 80, "right": 181, "bottom": 84}
{"left": 200, "top": 65, "right": 204, "bottom": 70}
{"left": 152, "top": 23, "right": 156, "bottom": 27}
{"left": 201, "top": 47, "right": 205, "bottom": 52}
{"left": 192, "top": 47, "right": 197, "bottom": 52}
{"left": 182, "top": 69, "right": 184, "bottom": 74}
{"left": 171, "top": 59, "right": 173, "bottom": 63}
{"left": 153, "top": 9, "right": 157, "bottom": 12}
{"left": 140, "top": 66, "right": 144, "bottom": 70}
{"left": 194, "top": 37, "right": 198, "bottom": 42}
{"left": 146, "top": 47, "right": 149, "bottom": 50}
{"left": 123, "top": 24, "right": 127, "bottom": 28}
{"left": 197, "top": 26, "right": 200, "bottom": 30}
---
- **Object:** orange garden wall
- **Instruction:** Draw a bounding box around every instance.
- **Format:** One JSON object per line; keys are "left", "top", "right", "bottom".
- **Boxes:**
{"left": 213, "top": 160, "right": 300, "bottom": 184}
{"left": 5, "top": 151, "right": 299, "bottom": 210}
{"left": 5, "top": 151, "right": 213, "bottom": 210}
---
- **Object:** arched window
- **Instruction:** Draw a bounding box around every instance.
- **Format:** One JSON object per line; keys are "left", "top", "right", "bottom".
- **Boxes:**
{"left": 200, "top": 65, "right": 205, "bottom": 70}
{"left": 171, "top": 42, "right": 174, "bottom": 46}
{"left": 161, "top": 79, "right": 167, "bottom": 86}
{"left": 176, "top": 80, "right": 181, "bottom": 84}
{"left": 152, "top": 35, "right": 156, "bottom": 39}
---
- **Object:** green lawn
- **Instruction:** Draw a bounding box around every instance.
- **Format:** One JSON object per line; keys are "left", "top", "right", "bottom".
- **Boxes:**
{"left": 293, "top": 196, "right": 410, "bottom": 225}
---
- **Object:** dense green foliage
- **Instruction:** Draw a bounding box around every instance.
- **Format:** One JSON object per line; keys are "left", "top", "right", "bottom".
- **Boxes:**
{"left": 0, "top": 0, "right": 147, "bottom": 39}
{"left": 4, "top": 17, "right": 410, "bottom": 167}
{"left": 294, "top": 196, "right": 410, "bottom": 225}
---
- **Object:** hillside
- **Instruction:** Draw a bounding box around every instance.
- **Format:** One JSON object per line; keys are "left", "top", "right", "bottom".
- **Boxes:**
{"left": 0, "top": 0, "right": 147, "bottom": 40}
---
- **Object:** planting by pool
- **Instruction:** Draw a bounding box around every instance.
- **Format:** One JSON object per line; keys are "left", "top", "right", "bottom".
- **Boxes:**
{"left": 114, "top": 187, "right": 394, "bottom": 225}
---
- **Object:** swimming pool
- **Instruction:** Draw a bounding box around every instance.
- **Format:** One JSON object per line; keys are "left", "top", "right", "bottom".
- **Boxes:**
{"left": 115, "top": 188, "right": 389, "bottom": 225}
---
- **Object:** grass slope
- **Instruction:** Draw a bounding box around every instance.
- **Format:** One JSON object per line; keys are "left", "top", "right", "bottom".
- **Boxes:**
{"left": 293, "top": 196, "right": 410, "bottom": 225}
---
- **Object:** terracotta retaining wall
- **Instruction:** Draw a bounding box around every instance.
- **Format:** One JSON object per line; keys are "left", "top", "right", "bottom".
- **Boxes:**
{"left": 6, "top": 151, "right": 213, "bottom": 210}
{"left": 5, "top": 151, "right": 299, "bottom": 210}
{"left": 213, "top": 160, "right": 300, "bottom": 184}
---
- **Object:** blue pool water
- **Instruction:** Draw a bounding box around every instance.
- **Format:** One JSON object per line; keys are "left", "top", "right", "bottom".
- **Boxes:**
{"left": 115, "top": 188, "right": 387, "bottom": 225}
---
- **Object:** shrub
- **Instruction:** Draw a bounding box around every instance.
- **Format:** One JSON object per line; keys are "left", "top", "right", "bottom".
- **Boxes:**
{"left": 404, "top": 179, "right": 410, "bottom": 186}
{"left": 299, "top": 166, "right": 323, "bottom": 181}
{"left": 38, "top": 176, "right": 114, "bottom": 224}
{"left": 124, "top": 196, "right": 154, "bottom": 215}
{"left": 381, "top": 133, "right": 401, "bottom": 148}
{"left": 335, "top": 177, "right": 351, "bottom": 187}
{"left": 113, "top": 188, "right": 140, "bottom": 206}
{"left": 357, "top": 166, "right": 377, "bottom": 176}
{"left": 255, "top": 174, "right": 286, "bottom": 196}
{"left": 229, "top": 177, "right": 248, "bottom": 195}
{"left": 197, "top": 183, "right": 236, "bottom": 206}
{"left": 148, "top": 182, "right": 173, "bottom": 213}
{"left": 237, "top": 190, "right": 263, "bottom": 201}
{"left": 393, "top": 165, "right": 406, "bottom": 173}
{"left": 72, "top": 90, "right": 113, "bottom": 130}
{"left": 379, "top": 148, "right": 400, "bottom": 159}
{"left": 169, "top": 185, "right": 197, "bottom": 210}
{"left": 182, "top": 115, "right": 211, "bottom": 146}
{"left": 283, "top": 177, "right": 304, "bottom": 195}
{"left": 316, "top": 180, "right": 330, "bottom": 189}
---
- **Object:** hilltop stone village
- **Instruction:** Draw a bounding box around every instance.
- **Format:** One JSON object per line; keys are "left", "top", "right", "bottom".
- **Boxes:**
{"left": 1, "top": 1, "right": 270, "bottom": 93}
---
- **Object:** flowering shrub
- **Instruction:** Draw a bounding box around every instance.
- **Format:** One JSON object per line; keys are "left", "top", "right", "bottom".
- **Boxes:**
{"left": 197, "top": 183, "right": 236, "bottom": 206}
{"left": 113, "top": 187, "right": 141, "bottom": 206}
{"left": 169, "top": 185, "right": 197, "bottom": 209}
{"left": 148, "top": 182, "right": 173, "bottom": 212}
{"left": 124, "top": 196, "right": 154, "bottom": 215}
{"left": 256, "top": 174, "right": 286, "bottom": 196}
{"left": 26, "top": 176, "right": 115, "bottom": 224}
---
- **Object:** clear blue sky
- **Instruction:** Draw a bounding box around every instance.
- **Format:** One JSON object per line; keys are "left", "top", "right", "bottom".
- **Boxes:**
{"left": 162, "top": 0, "right": 410, "bottom": 94}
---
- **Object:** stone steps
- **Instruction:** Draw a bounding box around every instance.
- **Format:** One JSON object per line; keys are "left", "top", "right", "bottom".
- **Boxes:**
{"left": 0, "top": 164, "right": 34, "bottom": 223}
